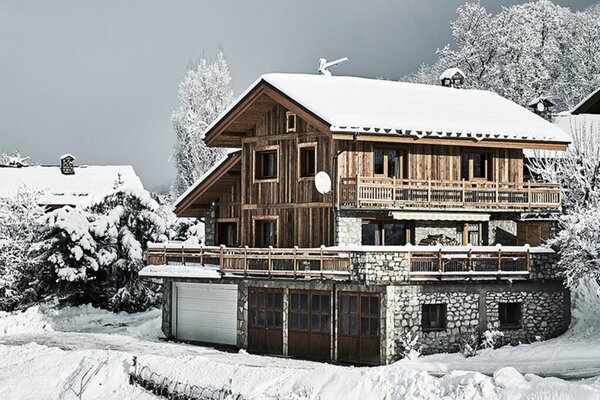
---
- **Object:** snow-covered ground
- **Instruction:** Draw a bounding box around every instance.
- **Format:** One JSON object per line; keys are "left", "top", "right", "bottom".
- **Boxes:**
{"left": 1, "top": 285, "right": 600, "bottom": 400}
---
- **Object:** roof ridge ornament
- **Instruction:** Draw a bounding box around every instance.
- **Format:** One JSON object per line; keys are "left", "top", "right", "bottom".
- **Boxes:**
{"left": 318, "top": 57, "right": 349, "bottom": 76}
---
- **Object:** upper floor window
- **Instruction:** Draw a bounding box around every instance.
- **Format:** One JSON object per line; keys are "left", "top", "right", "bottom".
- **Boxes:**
{"left": 299, "top": 143, "right": 316, "bottom": 178}
{"left": 373, "top": 148, "right": 406, "bottom": 179}
{"left": 286, "top": 111, "right": 297, "bottom": 133}
{"left": 217, "top": 221, "right": 237, "bottom": 247}
{"left": 461, "top": 151, "right": 492, "bottom": 181}
{"left": 255, "top": 147, "right": 278, "bottom": 180}
{"left": 361, "top": 220, "right": 408, "bottom": 245}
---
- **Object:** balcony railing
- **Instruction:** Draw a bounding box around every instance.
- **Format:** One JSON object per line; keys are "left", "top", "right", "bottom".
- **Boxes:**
{"left": 339, "top": 176, "right": 561, "bottom": 211}
{"left": 408, "top": 247, "right": 530, "bottom": 280}
{"left": 146, "top": 243, "right": 352, "bottom": 278}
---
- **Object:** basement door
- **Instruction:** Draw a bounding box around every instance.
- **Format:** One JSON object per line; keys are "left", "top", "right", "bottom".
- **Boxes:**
{"left": 337, "top": 292, "right": 380, "bottom": 365}
{"left": 247, "top": 287, "right": 283, "bottom": 355}
{"left": 288, "top": 290, "right": 332, "bottom": 361}
{"left": 172, "top": 282, "right": 238, "bottom": 345}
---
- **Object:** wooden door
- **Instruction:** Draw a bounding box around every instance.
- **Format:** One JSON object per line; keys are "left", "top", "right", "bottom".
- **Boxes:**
{"left": 248, "top": 288, "right": 283, "bottom": 355}
{"left": 288, "top": 290, "right": 332, "bottom": 361}
{"left": 337, "top": 292, "right": 380, "bottom": 365}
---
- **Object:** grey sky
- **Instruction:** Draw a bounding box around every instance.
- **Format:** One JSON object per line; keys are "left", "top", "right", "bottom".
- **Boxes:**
{"left": 1, "top": 0, "right": 596, "bottom": 191}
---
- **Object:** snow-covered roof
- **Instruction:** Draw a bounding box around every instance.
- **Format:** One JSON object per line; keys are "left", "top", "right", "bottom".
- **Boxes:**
{"left": 173, "top": 149, "right": 241, "bottom": 209}
{"left": 60, "top": 154, "right": 75, "bottom": 160}
{"left": 208, "top": 73, "right": 571, "bottom": 145}
{"left": 0, "top": 165, "right": 144, "bottom": 207}
{"left": 571, "top": 87, "right": 600, "bottom": 114}
{"left": 439, "top": 67, "right": 465, "bottom": 80}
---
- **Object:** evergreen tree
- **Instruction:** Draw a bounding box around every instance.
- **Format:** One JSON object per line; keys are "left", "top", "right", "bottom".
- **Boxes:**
{"left": 171, "top": 50, "right": 234, "bottom": 197}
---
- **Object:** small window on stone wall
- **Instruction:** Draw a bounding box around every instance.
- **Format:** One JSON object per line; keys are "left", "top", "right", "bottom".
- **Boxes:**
{"left": 422, "top": 304, "right": 447, "bottom": 331}
{"left": 499, "top": 302, "right": 522, "bottom": 329}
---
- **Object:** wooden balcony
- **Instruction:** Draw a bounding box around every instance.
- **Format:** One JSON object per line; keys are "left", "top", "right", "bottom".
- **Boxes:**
{"left": 408, "top": 247, "right": 530, "bottom": 280}
{"left": 339, "top": 176, "right": 561, "bottom": 211}
{"left": 146, "top": 244, "right": 352, "bottom": 279}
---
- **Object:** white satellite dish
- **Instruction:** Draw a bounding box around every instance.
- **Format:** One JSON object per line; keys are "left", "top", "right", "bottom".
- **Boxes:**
{"left": 315, "top": 171, "right": 332, "bottom": 194}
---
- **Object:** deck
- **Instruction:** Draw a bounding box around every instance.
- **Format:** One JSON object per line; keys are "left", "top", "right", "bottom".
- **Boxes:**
{"left": 146, "top": 244, "right": 532, "bottom": 281}
{"left": 339, "top": 176, "right": 561, "bottom": 211}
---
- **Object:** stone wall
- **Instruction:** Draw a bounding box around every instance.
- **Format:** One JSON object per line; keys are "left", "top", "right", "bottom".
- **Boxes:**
{"left": 334, "top": 212, "right": 362, "bottom": 247}
{"left": 350, "top": 251, "right": 410, "bottom": 284}
{"left": 202, "top": 206, "right": 217, "bottom": 246}
{"left": 413, "top": 221, "right": 459, "bottom": 245}
{"left": 387, "top": 282, "right": 569, "bottom": 360}
{"left": 161, "top": 280, "right": 172, "bottom": 338}
{"left": 530, "top": 251, "right": 564, "bottom": 281}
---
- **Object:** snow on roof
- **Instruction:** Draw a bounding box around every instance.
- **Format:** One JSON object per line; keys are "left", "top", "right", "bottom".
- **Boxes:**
{"left": 173, "top": 149, "right": 241, "bottom": 209}
{"left": 250, "top": 74, "right": 571, "bottom": 144}
{"left": 571, "top": 86, "right": 600, "bottom": 114}
{"left": 0, "top": 165, "right": 144, "bottom": 206}
{"left": 139, "top": 264, "right": 221, "bottom": 279}
{"left": 439, "top": 67, "right": 465, "bottom": 80}
{"left": 60, "top": 154, "right": 76, "bottom": 160}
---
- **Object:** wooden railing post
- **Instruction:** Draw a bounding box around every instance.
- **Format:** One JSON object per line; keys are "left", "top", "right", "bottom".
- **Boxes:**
{"left": 526, "top": 247, "right": 531, "bottom": 274}
{"left": 428, "top": 178, "right": 432, "bottom": 204}
{"left": 293, "top": 246, "right": 298, "bottom": 278}
{"left": 527, "top": 181, "right": 531, "bottom": 209}
{"left": 355, "top": 173, "right": 360, "bottom": 207}
{"left": 219, "top": 245, "right": 225, "bottom": 275}
{"left": 181, "top": 245, "right": 185, "bottom": 265}
{"left": 437, "top": 247, "right": 443, "bottom": 278}
{"left": 462, "top": 179, "right": 466, "bottom": 206}
{"left": 268, "top": 246, "right": 273, "bottom": 278}
{"left": 392, "top": 176, "right": 396, "bottom": 204}
{"left": 244, "top": 245, "right": 248, "bottom": 277}
{"left": 495, "top": 180, "right": 499, "bottom": 205}
{"left": 320, "top": 245, "right": 324, "bottom": 279}
{"left": 467, "top": 247, "right": 472, "bottom": 272}
{"left": 497, "top": 248, "right": 502, "bottom": 273}
{"left": 200, "top": 244, "right": 204, "bottom": 267}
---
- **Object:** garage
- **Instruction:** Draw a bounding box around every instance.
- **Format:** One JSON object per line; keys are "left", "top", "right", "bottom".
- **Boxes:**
{"left": 337, "top": 292, "right": 381, "bottom": 365}
{"left": 288, "top": 290, "right": 332, "bottom": 361}
{"left": 171, "top": 282, "right": 238, "bottom": 345}
{"left": 247, "top": 287, "right": 284, "bottom": 355}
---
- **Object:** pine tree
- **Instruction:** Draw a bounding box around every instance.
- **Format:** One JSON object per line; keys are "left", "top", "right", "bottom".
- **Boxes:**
{"left": 171, "top": 50, "right": 234, "bottom": 197}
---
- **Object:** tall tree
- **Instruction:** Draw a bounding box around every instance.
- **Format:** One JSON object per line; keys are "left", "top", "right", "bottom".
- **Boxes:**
{"left": 171, "top": 51, "right": 234, "bottom": 198}
{"left": 404, "top": 0, "right": 600, "bottom": 111}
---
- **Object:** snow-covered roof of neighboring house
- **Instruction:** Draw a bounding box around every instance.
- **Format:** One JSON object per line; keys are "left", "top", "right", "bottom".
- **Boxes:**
{"left": 439, "top": 67, "right": 465, "bottom": 80}
{"left": 0, "top": 165, "right": 144, "bottom": 207}
{"left": 206, "top": 73, "right": 571, "bottom": 146}
{"left": 571, "top": 86, "right": 600, "bottom": 114}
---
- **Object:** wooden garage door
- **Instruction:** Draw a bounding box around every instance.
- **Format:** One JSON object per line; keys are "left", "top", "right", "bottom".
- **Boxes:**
{"left": 172, "top": 282, "right": 238, "bottom": 345}
{"left": 338, "top": 292, "right": 380, "bottom": 365}
{"left": 288, "top": 290, "right": 331, "bottom": 361}
{"left": 248, "top": 288, "right": 283, "bottom": 355}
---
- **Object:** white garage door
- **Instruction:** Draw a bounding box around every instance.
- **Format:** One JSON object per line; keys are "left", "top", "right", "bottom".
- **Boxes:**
{"left": 172, "top": 282, "right": 238, "bottom": 345}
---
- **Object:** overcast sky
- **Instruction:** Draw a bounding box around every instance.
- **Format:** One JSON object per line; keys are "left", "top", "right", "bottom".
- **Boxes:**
{"left": 1, "top": 0, "right": 596, "bottom": 191}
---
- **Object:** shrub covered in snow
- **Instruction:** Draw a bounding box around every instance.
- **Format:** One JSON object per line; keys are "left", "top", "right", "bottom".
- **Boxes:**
{"left": 398, "top": 332, "right": 422, "bottom": 360}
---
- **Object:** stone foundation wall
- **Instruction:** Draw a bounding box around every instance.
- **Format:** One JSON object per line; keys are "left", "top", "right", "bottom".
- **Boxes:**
{"left": 387, "top": 282, "right": 569, "bottom": 360}
{"left": 351, "top": 251, "right": 410, "bottom": 284}
{"left": 489, "top": 218, "right": 518, "bottom": 245}
{"left": 202, "top": 206, "right": 217, "bottom": 246}
{"left": 530, "top": 251, "right": 563, "bottom": 280}
{"left": 161, "top": 280, "right": 172, "bottom": 338}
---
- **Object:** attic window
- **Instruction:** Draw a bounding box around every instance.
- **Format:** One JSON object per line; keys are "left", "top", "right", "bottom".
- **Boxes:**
{"left": 286, "top": 112, "right": 297, "bottom": 133}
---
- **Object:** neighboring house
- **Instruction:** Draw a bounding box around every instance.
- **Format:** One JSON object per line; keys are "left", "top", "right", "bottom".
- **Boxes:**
{"left": 142, "top": 72, "right": 571, "bottom": 365}
{"left": 0, "top": 154, "right": 144, "bottom": 210}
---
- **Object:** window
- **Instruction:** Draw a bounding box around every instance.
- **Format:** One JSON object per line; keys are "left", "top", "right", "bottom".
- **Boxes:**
{"left": 339, "top": 293, "right": 379, "bottom": 337}
{"left": 456, "top": 222, "right": 486, "bottom": 246}
{"left": 249, "top": 288, "right": 283, "bottom": 329}
{"left": 299, "top": 144, "right": 316, "bottom": 178}
{"left": 255, "top": 149, "right": 278, "bottom": 180}
{"left": 286, "top": 111, "right": 297, "bottom": 133}
{"left": 461, "top": 152, "right": 492, "bottom": 181}
{"left": 422, "top": 304, "right": 447, "bottom": 331}
{"left": 255, "top": 219, "right": 277, "bottom": 247}
{"left": 499, "top": 302, "right": 522, "bottom": 329}
{"left": 289, "top": 291, "right": 330, "bottom": 333}
{"left": 373, "top": 148, "right": 406, "bottom": 179}
{"left": 361, "top": 221, "right": 408, "bottom": 245}
{"left": 217, "top": 221, "right": 237, "bottom": 247}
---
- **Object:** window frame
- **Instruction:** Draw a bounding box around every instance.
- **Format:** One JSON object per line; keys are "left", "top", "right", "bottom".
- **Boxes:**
{"left": 372, "top": 147, "right": 408, "bottom": 179}
{"left": 298, "top": 142, "right": 317, "bottom": 180}
{"left": 460, "top": 150, "right": 494, "bottom": 181}
{"left": 421, "top": 303, "right": 447, "bottom": 332}
{"left": 286, "top": 111, "right": 297, "bottom": 133}
{"left": 253, "top": 145, "right": 280, "bottom": 183}
{"left": 498, "top": 302, "right": 522, "bottom": 330}
{"left": 252, "top": 216, "right": 279, "bottom": 247}
{"left": 216, "top": 218, "right": 238, "bottom": 247}
{"left": 456, "top": 222, "right": 487, "bottom": 246}
{"left": 361, "top": 219, "right": 411, "bottom": 246}
{"left": 338, "top": 292, "right": 380, "bottom": 338}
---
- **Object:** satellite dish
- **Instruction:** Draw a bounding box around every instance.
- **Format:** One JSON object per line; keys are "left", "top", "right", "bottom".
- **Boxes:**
{"left": 315, "top": 171, "right": 332, "bottom": 194}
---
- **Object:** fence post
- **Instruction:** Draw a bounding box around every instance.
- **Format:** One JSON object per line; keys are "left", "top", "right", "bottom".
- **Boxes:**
{"left": 495, "top": 180, "right": 499, "bottom": 205}
{"left": 162, "top": 244, "right": 167, "bottom": 265}
{"left": 467, "top": 247, "right": 472, "bottom": 272}
{"left": 526, "top": 247, "right": 531, "bottom": 274}
{"left": 428, "top": 178, "right": 432, "bottom": 204}
{"left": 181, "top": 245, "right": 185, "bottom": 266}
{"left": 437, "top": 247, "right": 442, "bottom": 278}
{"left": 219, "top": 245, "right": 225, "bottom": 275}
{"left": 200, "top": 245, "right": 204, "bottom": 267}
{"left": 320, "top": 245, "right": 324, "bottom": 279}
{"left": 462, "top": 179, "right": 466, "bottom": 206}
{"left": 497, "top": 248, "right": 502, "bottom": 273}
{"left": 527, "top": 181, "right": 531, "bottom": 209}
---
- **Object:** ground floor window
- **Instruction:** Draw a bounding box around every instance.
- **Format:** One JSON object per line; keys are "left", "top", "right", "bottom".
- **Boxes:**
{"left": 422, "top": 304, "right": 447, "bottom": 331}
{"left": 499, "top": 302, "right": 522, "bottom": 329}
{"left": 361, "top": 221, "right": 409, "bottom": 245}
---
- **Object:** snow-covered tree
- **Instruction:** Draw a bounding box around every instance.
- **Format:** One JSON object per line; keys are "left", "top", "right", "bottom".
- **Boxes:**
{"left": 0, "top": 189, "right": 44, "bottom": 310}
{"left": 87, "top": 189, "right": 168, "bottom": 311}
{"left": 404, "top": 0, "right": 600, "bottom": 110}
{"left": 171, "top": 50, "right": 234, "bottom": 197}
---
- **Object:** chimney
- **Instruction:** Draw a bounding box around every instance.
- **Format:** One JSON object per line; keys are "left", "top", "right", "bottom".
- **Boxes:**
{"left": 440, "top": 68, "right": 465, "bottom": 88}
{"left": 60, "top": 154, "right": 76, "bottom": 175}
{"left": 528, "top": 96, "right": 554, "bottom": 121}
